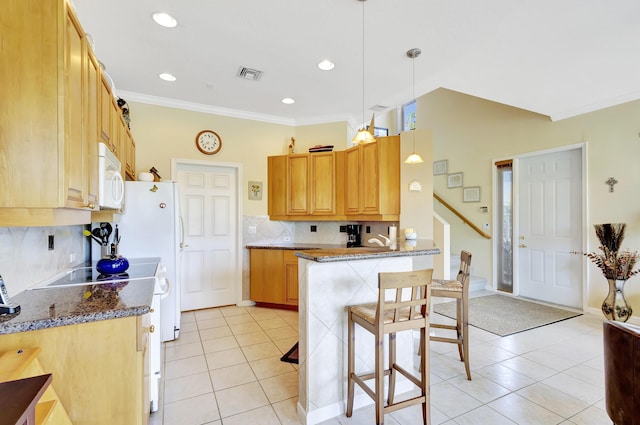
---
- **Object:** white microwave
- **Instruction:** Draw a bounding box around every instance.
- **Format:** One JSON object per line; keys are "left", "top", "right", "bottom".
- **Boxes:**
{"left": 98, "top": 142, "right": 124, "bottom": 209}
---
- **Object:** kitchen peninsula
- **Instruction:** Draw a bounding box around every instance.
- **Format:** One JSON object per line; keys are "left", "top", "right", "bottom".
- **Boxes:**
{"left": 284, "top": 241, "right": 439, "bottom": 425}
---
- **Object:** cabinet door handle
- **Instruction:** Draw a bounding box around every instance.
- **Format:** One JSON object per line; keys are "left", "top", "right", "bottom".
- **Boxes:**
{"left": 519, "top": 244, "right": 527, "bottom": 248}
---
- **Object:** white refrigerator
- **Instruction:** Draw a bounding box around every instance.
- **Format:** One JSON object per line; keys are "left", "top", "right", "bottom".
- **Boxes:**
{"left": 93, "top": 181, "right": 182, "bottom": 342}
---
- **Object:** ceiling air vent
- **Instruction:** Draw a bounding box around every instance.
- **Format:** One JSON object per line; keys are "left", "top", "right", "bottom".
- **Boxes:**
{"left": 237, "top": 67, "right": 263, "bottom": 81}
{"left": 371, "top": 104, "right": 389, "bottom": 112}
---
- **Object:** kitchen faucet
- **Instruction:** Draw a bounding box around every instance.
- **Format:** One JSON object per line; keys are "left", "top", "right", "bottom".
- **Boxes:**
{"left": 367, "top": 225, "right": 398, "bottom": 249}
{"left": 368, "top": 236, "right": 386, "bottom": 246}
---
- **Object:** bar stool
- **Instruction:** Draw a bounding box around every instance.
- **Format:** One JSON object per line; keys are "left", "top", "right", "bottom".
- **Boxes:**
{"left": 430, "top": 250, "right": 472, "bottom": 380}
{"left": 346, "top": 269, "right": 432, "bottom": 425}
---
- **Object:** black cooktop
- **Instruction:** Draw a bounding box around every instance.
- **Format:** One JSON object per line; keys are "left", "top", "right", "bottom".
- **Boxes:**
{"left": 47, "top": 257, "right": 160, "bottom": 287}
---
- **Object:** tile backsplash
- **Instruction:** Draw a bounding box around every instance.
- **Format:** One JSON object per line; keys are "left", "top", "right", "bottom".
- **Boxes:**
{"left": 240, "top": 216, "right": 399, "bottom": 300}
{"left": 0, "top": 225, "right": 89, "bottom": 296}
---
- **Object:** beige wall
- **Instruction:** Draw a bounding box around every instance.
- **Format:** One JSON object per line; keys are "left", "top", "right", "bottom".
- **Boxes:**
{"left": 400, "top": 129, "right": 433, "bottom": 240}
{"left": 129, "top": 103, "right": 355, "bottom": 217}
{"left": 422, "top": 88, "right": 640, "bottom": 314}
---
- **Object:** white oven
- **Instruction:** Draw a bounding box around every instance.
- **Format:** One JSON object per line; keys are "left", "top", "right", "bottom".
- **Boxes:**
{"left": 98, "top": 142, "right": 124, "bottom": 209}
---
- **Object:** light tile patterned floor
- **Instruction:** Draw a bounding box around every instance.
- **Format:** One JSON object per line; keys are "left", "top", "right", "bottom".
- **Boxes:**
{"left": 150, "top": 295, "right": 611, "bottom": 425}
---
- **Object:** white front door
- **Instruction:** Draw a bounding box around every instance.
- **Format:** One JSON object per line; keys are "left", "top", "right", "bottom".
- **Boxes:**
{"left": 517, "top": 148, "right": 583, "bottom": 308}
{"left": 177, "top": 164, "right": 238, "bottom": 310}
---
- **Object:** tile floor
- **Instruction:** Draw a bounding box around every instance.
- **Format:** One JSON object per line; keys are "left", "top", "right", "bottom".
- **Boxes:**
{"left": 149, "top": 293, "right": 611, "bottom": 425}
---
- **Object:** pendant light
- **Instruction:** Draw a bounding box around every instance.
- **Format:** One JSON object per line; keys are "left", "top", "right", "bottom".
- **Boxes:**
{"left": 405, "top": 48, "right": 424, "bottom": 164}
{"left": 352, "top": 0, "right": 376, "bottom": 145}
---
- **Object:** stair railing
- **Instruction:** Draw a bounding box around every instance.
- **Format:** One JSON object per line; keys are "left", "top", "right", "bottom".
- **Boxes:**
{"left": 433, "top": 193, "right": 491, "bottom": 239}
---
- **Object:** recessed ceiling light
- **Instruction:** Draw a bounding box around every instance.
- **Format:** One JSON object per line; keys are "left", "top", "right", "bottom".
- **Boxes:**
{"left": 317, "top": 60, "right": 335, "bottom": 71}
{"left": 152, "top": 12, "right": 177, "bottom": 28}
{"left": 158, "top": 73, "right": 176, "bottom": 82}
{"left": 282, "top": 98, "right": 295, "bottom": 105}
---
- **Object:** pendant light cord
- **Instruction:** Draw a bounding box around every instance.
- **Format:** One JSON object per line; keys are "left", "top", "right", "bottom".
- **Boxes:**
{"left": 412, "top": 52, "right": 416, "bottom": 152}
{"left": 361, "top": 0, "right": 365, "bottom": 128}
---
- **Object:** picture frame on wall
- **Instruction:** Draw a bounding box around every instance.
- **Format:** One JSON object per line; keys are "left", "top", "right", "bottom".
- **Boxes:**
{"left": 463, "top": 186, "right": 481, "bottom": 202}
{"left": 447, "top": 172, "right": 463, "bottom": 188}
{"left": 433, "top": 160, "right": 448, "bottom": 175}
{"left": 248, "top": 181, "right": 263, "bottom": 200}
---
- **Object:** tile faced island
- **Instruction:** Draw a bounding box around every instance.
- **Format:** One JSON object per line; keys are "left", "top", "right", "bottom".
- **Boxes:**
{"left": 293, "top": 240, "right": 440, "bottom": 425}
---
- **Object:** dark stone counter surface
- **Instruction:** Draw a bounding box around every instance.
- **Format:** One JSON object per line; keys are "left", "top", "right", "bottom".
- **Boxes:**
{"left": 246, "top": 240, "right": 440, "bottom": 263}
{"left": 246, "top": 243, "right": 343, "bottom": 251}
{"left": 0, "top": 277, "right": 155, "bottom": 335}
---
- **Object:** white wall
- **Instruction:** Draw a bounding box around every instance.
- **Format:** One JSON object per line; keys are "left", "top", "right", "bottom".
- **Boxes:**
{"left": 0, "top": 225, "right": 88, "bottom": 296}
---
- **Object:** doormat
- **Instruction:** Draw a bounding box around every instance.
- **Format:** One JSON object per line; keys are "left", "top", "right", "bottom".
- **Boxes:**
{"left": 280, "top": 342, "right": 298, "bottom": 364}
{"left": 433, "top": 295, "right": 582, "bottom": 337}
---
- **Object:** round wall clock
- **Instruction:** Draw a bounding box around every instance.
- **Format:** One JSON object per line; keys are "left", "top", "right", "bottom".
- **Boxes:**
{"left": 195, "top": 130, "right": 222, "bottom": 155}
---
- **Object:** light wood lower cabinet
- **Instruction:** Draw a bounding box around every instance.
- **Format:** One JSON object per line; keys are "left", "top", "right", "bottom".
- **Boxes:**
{"left": 284, "top": 250, "right": 299, "bottom": 305}
{"left": 0, "top": 315, "right": 150, "bottom": 425}
{"left": 250, "top": 249, "right": 298, "bottom": 307}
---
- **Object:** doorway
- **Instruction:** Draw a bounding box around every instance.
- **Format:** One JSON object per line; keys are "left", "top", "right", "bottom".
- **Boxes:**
{"left": 513, "top": 146, "right": 584, "bottom": 308}
{"left": 172, "top": 159, "right": 242, "bottom": 311}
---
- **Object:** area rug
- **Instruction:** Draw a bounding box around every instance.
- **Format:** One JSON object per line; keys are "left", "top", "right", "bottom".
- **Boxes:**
{"left": 433, "top": 295, "right": 582, "bottom": 337}
{"left": 280, "top": 342, "right": 299, "bottom": 364}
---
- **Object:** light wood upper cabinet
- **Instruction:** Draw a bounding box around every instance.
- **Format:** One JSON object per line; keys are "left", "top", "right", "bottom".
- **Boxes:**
{"left": 86, "top": 46, "right": 100, "bottom": 208}
{"left": 268, "top": 151, "right": 342, "bottom": 220}
{"left": 266, "top": 139, "right": 401, "bottom": 222}
{"left": 344, "top": 146, "right": 362, "bottom": 214}
{"left": 268, "top": 155, "right": 287, "bottom": 217}
{"left": 344, "top": 136, "right": 401, "bottom": 220}
{"left": 99, "top": 75, "right": 113, "bottom": 145}
{"left": 287, "top": 154, "right": 310, "bottom": 215}
{"left": 310, "top": 152, "right": 336, "bottom": 215}
{"left": 125, "top": 128, "right": 136, "bottom": 180}
{"left": 64, "top": 8, "right": 87, "bottom": 209}
{"left": 0, "top": 0, "right": 100, "bottom": 224}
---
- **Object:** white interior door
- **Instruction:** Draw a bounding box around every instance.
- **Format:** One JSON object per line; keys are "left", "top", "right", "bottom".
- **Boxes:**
{"left": 517, "top": 148, "right": 583, "bottom": 308}
{"left": 177, "top": 164, "right": 238, "bottom": 310}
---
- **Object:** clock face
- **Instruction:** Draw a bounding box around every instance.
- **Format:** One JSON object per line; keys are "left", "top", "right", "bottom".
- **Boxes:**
{"left": 195, "top": 130, "right": 222, "bottom": 155}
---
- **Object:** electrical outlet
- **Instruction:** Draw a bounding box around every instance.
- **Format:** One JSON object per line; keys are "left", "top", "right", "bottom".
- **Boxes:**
{"left": 366, "top": 226, "right": 371, "bottom": 233}
{"left": 248, "top": 226, "right": 257, "bottom": 235}
{"left": 69, "top": 253, "right": 77, "bottom": 264}
{"left": 48, "top": 235, "right": 55, "bottom": 250}
{"left": 310, "top": 225, "right": 317, "bottom": 232}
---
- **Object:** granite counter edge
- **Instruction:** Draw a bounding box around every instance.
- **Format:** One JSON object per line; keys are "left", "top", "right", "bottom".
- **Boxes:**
{"left": 0, "top": 305, "right": 150, "bottom": 335}
{"left": 296, "top": 247, "right": 441, "bottom": 262}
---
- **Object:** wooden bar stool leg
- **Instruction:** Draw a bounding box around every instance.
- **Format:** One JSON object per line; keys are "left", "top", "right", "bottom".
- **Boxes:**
{"left": 375, "top": 331, "right": 384, "bottom": 425}
{"left": 387, "top": 332, "right": 396, "bottom": 405}
{"left": 456, "top": 298, "right": 464, "bottom": 362}
{"left": 462, "top": 295, "right": 471, "bottom": 380}
{"left": 346, "top": 311, "right": 355, "bottom": 417}
{"left": 420, "top": 327, "right": 430, "bottom": 425}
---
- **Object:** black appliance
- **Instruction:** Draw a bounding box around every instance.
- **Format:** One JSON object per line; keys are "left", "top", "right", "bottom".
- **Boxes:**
{"left": 346, "top": 224, "right": 363, "bottom": 247}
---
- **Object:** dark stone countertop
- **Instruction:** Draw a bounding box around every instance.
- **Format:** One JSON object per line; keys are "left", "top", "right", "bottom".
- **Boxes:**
{"left": 246, "top": 243, "right": 343, "bottom": 250}
{"left": 247, "top": 240, "right": 440, "bottom": 262}
{"left": 0, "top": 277, "right": 156, "bottom": 335}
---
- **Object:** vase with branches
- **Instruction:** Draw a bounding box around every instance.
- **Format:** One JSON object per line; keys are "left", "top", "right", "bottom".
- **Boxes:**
{"left": 578, "top": 223, "right": 639, "bottom": 321}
